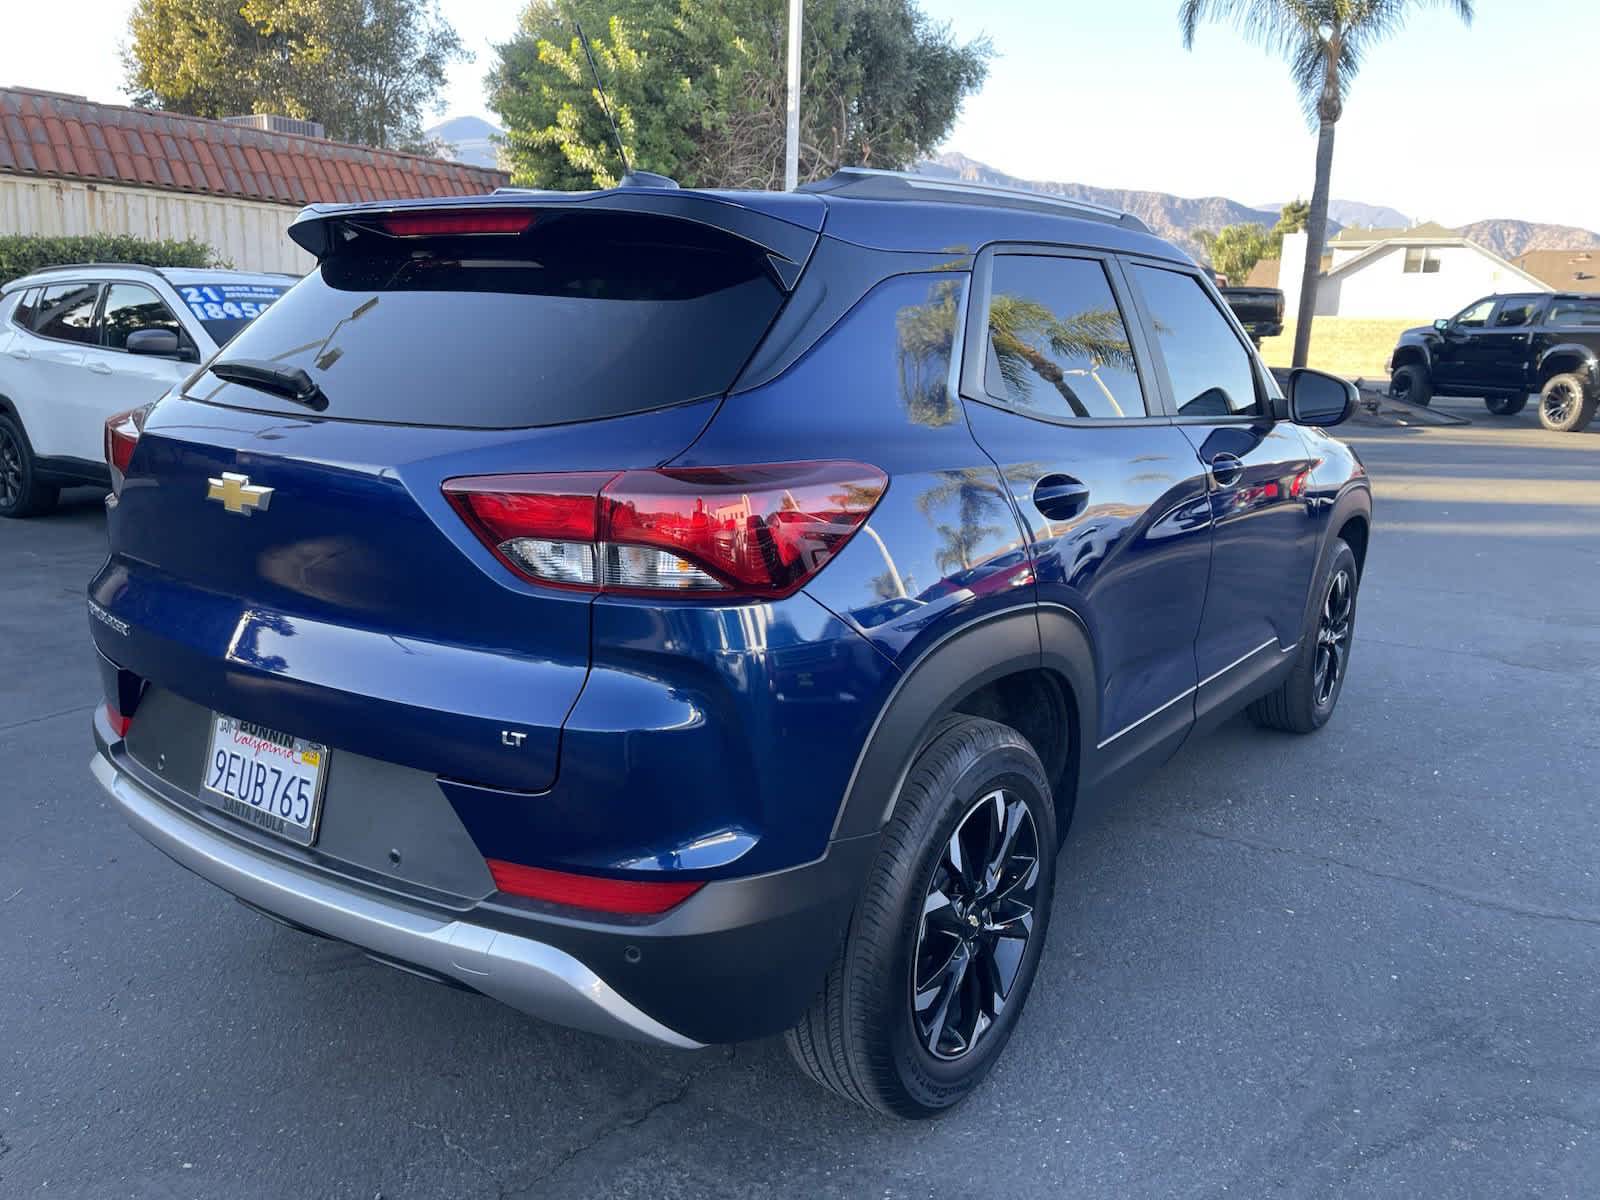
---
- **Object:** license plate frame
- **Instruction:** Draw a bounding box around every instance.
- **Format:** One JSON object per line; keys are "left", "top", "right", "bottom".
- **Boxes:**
{"left": 199, "top": 715, "right": 330, "bottom": 847}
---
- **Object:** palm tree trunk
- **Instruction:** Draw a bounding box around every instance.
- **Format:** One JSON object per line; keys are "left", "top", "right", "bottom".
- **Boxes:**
{"left": 1292, "top": 118, "right": 1337, "bottom": 369}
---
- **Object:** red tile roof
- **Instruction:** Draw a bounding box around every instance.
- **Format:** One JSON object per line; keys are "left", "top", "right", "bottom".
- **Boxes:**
{"left": 0, "top": 88, "right": 508, "bottom": 206}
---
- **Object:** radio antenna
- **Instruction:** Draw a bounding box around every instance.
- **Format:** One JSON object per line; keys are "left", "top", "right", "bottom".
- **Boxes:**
{"left": 574, "top": 21, "right": 632, "bottom": 180}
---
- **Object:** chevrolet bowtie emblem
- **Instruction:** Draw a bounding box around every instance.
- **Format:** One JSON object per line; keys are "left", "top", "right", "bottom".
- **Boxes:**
{"left": 206, "top": 472, "right": 273, "bottom": 515}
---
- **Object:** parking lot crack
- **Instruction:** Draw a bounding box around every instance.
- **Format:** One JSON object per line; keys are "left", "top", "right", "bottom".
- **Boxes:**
{"left": 409, "top": 1118, "right": 500, "bottom": 1186}
{"left": 501, "top": 1052, "right": 734, "bottom": 1197}
{"left": 0, "top": 703, "right": 96, "bottom": 737}
{"left": 1157, "top": 821, "right": 1600, "bottom": 929}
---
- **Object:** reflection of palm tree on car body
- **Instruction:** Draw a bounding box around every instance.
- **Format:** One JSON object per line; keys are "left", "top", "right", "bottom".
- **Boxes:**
{"left": 988, "top": 297, "right": 1135, "bottom": 418}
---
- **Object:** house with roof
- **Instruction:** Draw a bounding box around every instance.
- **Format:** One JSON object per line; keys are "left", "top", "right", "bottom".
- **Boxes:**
{"left": 1266, "top": 223, "right": 1551, "bottom": 319}
{"left": 0, "top": 87, "right": 508, "bottom": 274}
{"left": 1511, "top": 249, "right": 1600, "bottom": 295}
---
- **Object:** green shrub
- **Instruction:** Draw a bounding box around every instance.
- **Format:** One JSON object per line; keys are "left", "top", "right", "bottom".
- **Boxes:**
{"left": 0, "top": 234, "right": 218, "bottom": 288}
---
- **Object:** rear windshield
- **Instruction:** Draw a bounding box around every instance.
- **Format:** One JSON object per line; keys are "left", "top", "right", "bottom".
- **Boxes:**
{"left": 175, "top": 281, "right": 291, "bottom": 345}
{"left": 189, "top": 211, "right": 786, "bottom": 428}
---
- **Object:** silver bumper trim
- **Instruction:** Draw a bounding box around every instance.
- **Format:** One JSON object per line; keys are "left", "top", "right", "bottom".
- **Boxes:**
{"left": 91, "top": 752, "right": 703, "bottom": 1050}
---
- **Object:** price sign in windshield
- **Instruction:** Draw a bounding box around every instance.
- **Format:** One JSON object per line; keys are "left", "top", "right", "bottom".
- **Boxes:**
{"left": 180, "top": 283, "right": 289, "bottom": 326}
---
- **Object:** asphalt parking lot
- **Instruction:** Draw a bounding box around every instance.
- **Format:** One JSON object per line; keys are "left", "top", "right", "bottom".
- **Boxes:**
{"left": 2, "top": 396, "right": 1596, "bottom": 1199}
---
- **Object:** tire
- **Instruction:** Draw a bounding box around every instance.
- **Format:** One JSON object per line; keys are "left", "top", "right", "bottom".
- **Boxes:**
{"left": 1536, "top": 373, "right": 1597, "bottom": 433}
{"left": 1249, "top": 540, "right": 1359, "bottom": 734}
{"left": 786, "top": 715, "right": 1057, "bottom": 1119}
{"left": 1485, "top": 394, "right": 1528, "bottom": 417}
{"left": 1388, "top": 363, "right": 1432, "bottom": 406}
{"left": 0, "top": 414, "right": 58, "bottom": 519}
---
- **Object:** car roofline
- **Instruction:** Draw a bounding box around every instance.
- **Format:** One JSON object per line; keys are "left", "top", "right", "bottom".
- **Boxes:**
{"left": 0, "top": 263, "right": 299, "bottom": 293}
{"left": 798, "top": 167, "right": 1150, "bottom": 232}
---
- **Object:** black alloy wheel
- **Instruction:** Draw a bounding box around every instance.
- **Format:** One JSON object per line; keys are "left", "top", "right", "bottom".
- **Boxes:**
{"left": 0, "top": 422, "right": 21, "bottom": 511}
{"left": 1314, "top": 565, "right": 1355, "bottom": 708}
{"left": 1542, "top": 378, "right": 1579, "bottom": 426}
{"left": 786, "top": 715, "right": 1057, "bottom": 1118}
{"left": 912, "top": 788, "right": 1040, "bottom": 1061}
{"left": 0, "top": 414, "right": 55, "bottom": 518}
{"left": 1247, "top": 537, "right": 1359, "bottom": 734}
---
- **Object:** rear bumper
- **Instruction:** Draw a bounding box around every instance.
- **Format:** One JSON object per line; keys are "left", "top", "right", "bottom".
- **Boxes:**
{"left": 92, "top": 714, "right": 879, "bottom": 1046}
{"left": 92, "top": 750, "right": 705, "bottom": 1048}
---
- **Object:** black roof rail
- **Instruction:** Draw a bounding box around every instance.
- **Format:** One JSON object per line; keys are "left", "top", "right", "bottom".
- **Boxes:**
{"left": 800, "top": 167, "right": 1150, "bottom": 232}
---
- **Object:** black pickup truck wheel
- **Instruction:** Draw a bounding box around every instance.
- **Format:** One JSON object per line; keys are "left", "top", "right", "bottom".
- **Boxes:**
{"left": 1537, "top": 374, "right": 1597, "bottom": 433}
{"left": 1485, "top": 395, "right": 1528, "bottom": 417}
{"left": 1388, "top": 364, "right": 1432, "bottom": 406}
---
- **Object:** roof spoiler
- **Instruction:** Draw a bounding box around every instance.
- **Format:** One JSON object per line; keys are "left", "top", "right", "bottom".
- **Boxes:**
{"left": 287, "top": 190, "right": 821, "bottom": 289}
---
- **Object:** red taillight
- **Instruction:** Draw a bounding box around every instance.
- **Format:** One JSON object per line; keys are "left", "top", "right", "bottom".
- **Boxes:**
{"left": 486, "top": 859, "right": 703, "bottom": 915}
{"left": 375, "top": 209, "right": 537, "bottom": 237}
{"left": 104, "top": 703, "right": 132, "bottom": 738}
{"left": 443, "top": 462, "right": 888, "bottom": 599}
{"left": 105, "top": 404, "right": 150, "bottom": 482}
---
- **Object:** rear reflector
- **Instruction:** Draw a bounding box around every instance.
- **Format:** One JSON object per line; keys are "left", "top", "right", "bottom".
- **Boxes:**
{"left": 375, "top": 209, "right": 537, "bottom": 237}
{"left": 444, "top": 462, "right": 888, "bottom": 599}
{"left": 104, "top": 703, "right": 132, "bottom": 738}
{"left": 486, "top": 859, "right": 703, "bottom": 915}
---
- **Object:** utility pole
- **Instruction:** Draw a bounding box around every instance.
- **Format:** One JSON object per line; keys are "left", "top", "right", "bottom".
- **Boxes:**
{"left": 784, "top": 0, "right": 802, "bottom": 190}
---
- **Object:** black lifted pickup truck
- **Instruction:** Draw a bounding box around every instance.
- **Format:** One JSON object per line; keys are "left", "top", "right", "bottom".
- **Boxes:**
{"left": 1388, "top": 292, "right": 1600, "bottom": 432}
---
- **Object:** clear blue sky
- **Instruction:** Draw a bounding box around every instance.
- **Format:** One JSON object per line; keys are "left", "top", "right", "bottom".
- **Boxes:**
{"left": 4, "top": 0, "right": 1598, "bottom": 229}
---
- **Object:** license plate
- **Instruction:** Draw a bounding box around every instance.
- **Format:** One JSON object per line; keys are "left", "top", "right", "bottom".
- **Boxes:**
{"left": 200, "top": 715, "right": 329, "bottom": 847}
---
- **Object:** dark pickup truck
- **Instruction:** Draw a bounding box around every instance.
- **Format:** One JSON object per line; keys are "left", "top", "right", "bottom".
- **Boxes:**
{"left": 1388, "top": 292, "right": 1600, "bottom": 432}
{"left": 1219, "top": 286, "right": 1285, "bottom": 345}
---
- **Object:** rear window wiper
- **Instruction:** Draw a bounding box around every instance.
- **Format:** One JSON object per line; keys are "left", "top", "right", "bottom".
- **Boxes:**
{"left": 211, "top": 360, "right": 330, "bottom": 412}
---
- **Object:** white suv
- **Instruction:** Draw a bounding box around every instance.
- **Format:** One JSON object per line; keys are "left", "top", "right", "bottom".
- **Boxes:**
{"left": 0, "top": 264, "right": 294, "bottom": 517}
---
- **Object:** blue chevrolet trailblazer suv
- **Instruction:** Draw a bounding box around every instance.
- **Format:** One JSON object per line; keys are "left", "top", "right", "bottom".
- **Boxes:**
{"left": 88, "top": 169, "right": 1372, "bottom": 1117}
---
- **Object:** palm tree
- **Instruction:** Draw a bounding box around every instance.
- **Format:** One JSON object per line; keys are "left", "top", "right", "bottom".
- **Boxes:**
{"left": 1180, "top": 0, "right": 1473, "bottom": 369}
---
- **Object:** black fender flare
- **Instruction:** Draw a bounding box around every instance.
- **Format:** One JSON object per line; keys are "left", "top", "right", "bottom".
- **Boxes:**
{"left": 1389, "top": 342, "right": 1431, "bottom": 373}
{"left": 831, "top": 604, "right": 1098, "bottom": 841}
{"left": 1534, "top": 343, "right": 1599, "bottom": 390}
{"left": 1303, "top": 482, "right": 1373, "bottom": 627}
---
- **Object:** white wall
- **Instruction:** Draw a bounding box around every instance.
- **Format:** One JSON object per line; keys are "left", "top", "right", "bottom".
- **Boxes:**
{"left": 0, "top": 174, "right": 312, "bottom": 274}
{"left": 1315, "top": 243, "right": 1548, "bottom": 319}
{"left": 1279, "top": 230, "right": 1308, "bottom": 320}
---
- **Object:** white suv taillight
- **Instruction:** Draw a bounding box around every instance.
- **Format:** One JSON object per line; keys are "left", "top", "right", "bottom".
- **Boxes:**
{"left": 104, "top": 403, "right": 153, "bottom": 494}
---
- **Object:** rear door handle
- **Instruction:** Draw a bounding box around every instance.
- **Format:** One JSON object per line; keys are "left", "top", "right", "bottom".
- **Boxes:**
{"left": 1033, "top": 475, "right": 1091, "bottom": 521}
{"left": 87, "top": 361, "right": 114, "bottom": 375}
{"left": 1209, "top": 453, "right": 1245, "bottom": 487}
{"left": 7, "top": 347, "right": 28, "bottom": 361}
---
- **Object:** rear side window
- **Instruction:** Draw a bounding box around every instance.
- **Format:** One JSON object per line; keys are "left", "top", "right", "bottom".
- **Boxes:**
{"left": 34, "top": 283, "right": 102, "bottom": 345}
{"left": 9, "top": 287, "right": 41, "bottom": 330}
{"left": 192, "top": 212, "right": 786, "bottom": 428}
{"left": 1128, "top": 265, "right": 1260, "bottom": 417}
{"left": 1494, "top": 298, "right": 1542, "bottom": 328}
{"left": 983, "top": 254, "right": 1146, "bottom": 420}
{"left": 102, "top": 283, "right": 185, "bottom": 351}
{"left": 1548, "top": 298, "right": 1600, "bottom": 327}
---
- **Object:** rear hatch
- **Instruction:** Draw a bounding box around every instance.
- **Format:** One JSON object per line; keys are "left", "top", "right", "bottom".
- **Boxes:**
{"left": 93, "top": 193, "right": 822, "bottom": 793}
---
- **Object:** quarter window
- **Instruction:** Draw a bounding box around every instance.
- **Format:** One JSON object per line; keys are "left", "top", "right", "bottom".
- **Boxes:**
{"left": 1547, "top": 298, "right": 1600, "bottom": 327}
{"left": 34, "top": 283, "right": 102, "bottom": 345}
{"left": 983, "top": 255, "right": 1146, "bottom": 420}
{"left": 101, "top": 283, "right": 185, "bottom": 351}
{"left": 1129, "top": 265, "right": 1260, "bottom": 417}
{"left": 1403, "top": 247, "right": 1442, "bottom": 274}
{"left": 10, "top": 287, "right": 41, "bottom": 330}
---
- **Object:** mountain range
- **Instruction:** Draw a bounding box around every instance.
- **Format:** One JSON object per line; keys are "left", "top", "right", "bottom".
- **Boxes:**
{"left": 424, "top": 116, "right": 502, "bottom": 170}
{"left": 921, "top": 152, "right": 1600, "bottom": 262}
{"left": 419, "top": 129, "right": 1600, "bottom": 263}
